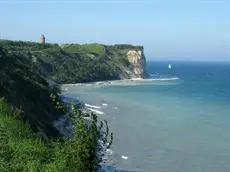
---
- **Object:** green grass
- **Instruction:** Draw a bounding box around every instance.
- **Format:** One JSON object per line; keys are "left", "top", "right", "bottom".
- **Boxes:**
{"left": 0, "top": 47, "right": 62, "bottom": 137}
{"left": 0, "top": 39, "right": 58, "bottom": 51}
{"left": 0, "top": 97, "right": 113, "bottom": 172}
{"left": 62, "top": 43, "right": 105, "bottom": 56}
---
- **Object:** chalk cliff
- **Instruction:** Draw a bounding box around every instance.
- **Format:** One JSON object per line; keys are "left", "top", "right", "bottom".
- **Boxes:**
{"left": 105, "top": 44, "right": 147, "bottom": 79}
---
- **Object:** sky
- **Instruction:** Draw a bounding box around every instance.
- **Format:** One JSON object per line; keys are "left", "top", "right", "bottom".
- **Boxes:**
{"left": 0, "top": 0, "right": 229, "bottom": 61}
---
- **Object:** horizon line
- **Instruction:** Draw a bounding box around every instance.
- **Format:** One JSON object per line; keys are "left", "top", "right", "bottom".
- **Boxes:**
{"left": 0, "top": 0, "right": 224, "bottom": 4}
{"left": 147, "top": 59, "right": 230, "bottom": 62}
{"left": 0, "top": 0, "right": 146, "bottom": 4}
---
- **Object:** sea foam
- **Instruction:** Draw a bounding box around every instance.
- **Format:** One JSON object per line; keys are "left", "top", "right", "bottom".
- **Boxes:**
{"left": 121, "top": 155, "right": 128, "bottom": 160}
{"left": 85, "top": 103, "right": 102, "bottom": 109}
{"left": 86, "top": 108, "right": 105, "bottom": 115}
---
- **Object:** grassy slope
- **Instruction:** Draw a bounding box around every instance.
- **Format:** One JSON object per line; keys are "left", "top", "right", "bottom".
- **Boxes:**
{"left": 0, "top": 46, "right": 62, "bottom": 137}
{"left": 0, "top": 97, "right": 101, "bottom": 172}
{"left": 0, "top": 45, "right": 112, "bottom": 171}
{"left": 0, "top": 40, "right": 145, "bottom": 84}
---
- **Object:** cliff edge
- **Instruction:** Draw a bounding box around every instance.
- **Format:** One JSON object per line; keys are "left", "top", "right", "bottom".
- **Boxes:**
{"left": 0, "top": 40, "right": 147, "bottom": 84}
{"left": 105, "top": 44, "right": 147, "bottom": 79}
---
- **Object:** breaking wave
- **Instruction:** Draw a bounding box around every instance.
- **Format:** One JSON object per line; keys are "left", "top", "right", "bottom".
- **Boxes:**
{"left": 86, "top": 107, "right": 105, "bottom": 115}
{"left": 85, "top": 103, "right": 102, "bottom": 109}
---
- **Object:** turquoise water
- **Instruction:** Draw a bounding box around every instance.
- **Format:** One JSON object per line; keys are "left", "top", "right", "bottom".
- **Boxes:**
{"left": 62, "top": 61, "right": 230, "bottom": 172}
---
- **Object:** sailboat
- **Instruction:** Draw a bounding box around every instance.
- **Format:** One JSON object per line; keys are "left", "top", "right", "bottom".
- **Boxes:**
{"left": 168, "top": 64, "right": 171, "bottom": 69}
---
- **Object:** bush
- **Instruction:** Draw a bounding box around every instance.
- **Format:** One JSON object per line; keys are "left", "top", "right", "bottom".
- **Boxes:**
{"left": 0, "top": 98, "right": 113, "bottom": 172}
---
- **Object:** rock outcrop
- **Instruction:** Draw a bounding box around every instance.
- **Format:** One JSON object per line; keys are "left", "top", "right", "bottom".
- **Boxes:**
{"left": 104, "top": 44, "right": 147, "bottom": 79}
{"left": 126, "top": 49, "right": 146, "bottom": 78}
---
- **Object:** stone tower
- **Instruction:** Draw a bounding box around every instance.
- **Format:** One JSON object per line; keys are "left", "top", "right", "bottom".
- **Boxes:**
{"left": 39, "top": 34, "right": 45, "bottom": 45}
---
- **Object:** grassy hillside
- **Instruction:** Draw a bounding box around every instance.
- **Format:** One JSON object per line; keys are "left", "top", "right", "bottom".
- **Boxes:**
{"left": 0, "top": 40, "right": 145, "bottom": 84}
{"left": 0, "top": 45, "right": 113, "bottom": 171}
{"left": 0, "top": 97, "right": 112, "bottom": 172}
{"left": 62, "top": 43, "right": 105, "bottom": 56}
{"left": 0, "top": 46, "right": 62, "bottom": 137}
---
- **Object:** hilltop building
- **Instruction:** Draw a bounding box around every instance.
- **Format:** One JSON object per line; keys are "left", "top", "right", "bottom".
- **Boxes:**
{"left": 39, "top": 34, "right": 45, "bottom": 45}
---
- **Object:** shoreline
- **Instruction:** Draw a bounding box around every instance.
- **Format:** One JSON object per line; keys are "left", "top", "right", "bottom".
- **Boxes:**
{"left": 62, "top": 77, "right": 180, "bottom": 88}
{"left": 58, "top": 94, "right": 133, "bottom": 172}
{"left": 59, "top": 76, "right": 180, "bottom": 172}
{"left": 57, "top": 94, "right": 125, "bottom": 172}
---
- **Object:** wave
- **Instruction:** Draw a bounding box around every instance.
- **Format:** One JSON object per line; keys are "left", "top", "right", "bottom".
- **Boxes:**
{"left": 149, "top": 73, "right": 159, "bottom": 77}
{"left": 85, "top": 103, "right": 102, "bottom": 109}
{"left": 113, "top": 77, "right": 180, "bottom": 83}
{"left": 121, "top": 155, "right": 128, "bottom": 160}
{"left": 86, "top": 107, "right": 105, "bottom": 115}
{"left": 98, "top": 77, "right": 180, "bottom": 87}
{"left": 144, "top": 77, "right": 180, "bottom": 81}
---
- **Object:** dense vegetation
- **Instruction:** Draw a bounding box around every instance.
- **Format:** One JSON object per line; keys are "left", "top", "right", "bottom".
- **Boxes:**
{"left": 0, "top": 39, "right": 145, "bottom": 84}
{"left": 0, "top": 46, "right": 61, "bottom": 137}
{"left": 0, "top": 44, "right": 113, "bottom": 171}
{"left": 0, "top": 98, "right": 112, "bottom": 172}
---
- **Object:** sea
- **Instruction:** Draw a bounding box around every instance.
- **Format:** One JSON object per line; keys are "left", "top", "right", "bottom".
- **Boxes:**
{"left": 61, "top": 61, "right": 230, "bottom": 172}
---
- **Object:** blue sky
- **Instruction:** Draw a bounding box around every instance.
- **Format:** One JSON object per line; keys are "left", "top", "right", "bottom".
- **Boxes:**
{"left": 0, "top": 0, "right": 229, "bottom": 60}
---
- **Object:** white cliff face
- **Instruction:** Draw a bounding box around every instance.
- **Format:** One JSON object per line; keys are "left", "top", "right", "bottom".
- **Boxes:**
{"left": 126, "top": 50, "right": 146, "bottom": 78}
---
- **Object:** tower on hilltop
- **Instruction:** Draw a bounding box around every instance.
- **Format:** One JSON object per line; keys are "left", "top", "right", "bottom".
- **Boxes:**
{"left": 38, "top": 34, "right": 45, "bottom": 49}
{"left": 39, "top": 34, "right": 45, "bottom": 45}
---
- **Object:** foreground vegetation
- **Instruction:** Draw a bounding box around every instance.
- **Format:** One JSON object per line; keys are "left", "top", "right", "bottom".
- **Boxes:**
{"left": 0, "top": 44, "right": 113, "bottom": 171}
{"left": 0, "top": 98, "right": 112, "bottom": 172}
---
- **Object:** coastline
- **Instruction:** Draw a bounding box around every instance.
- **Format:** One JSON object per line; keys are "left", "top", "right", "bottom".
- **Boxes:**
{"left": 59, "top": 84, "right": 135, "bottom": 172}
{"left": 58, "top": 76, "right": 181, "bottom": 137}
{"left": 62, "top": 77, "right": 180, "bottom": 88}
{"left": 58, "top": 76, "right": 180, "bottom": 172}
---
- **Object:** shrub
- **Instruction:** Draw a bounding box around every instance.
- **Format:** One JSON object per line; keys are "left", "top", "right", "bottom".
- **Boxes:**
{"left": 0, "top": 98, "right": 113, "bottom": 172}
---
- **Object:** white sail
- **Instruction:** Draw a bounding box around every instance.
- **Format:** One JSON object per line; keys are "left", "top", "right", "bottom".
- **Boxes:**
{"left": 168, "top": 64, "right": 171, "bottom": 69}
